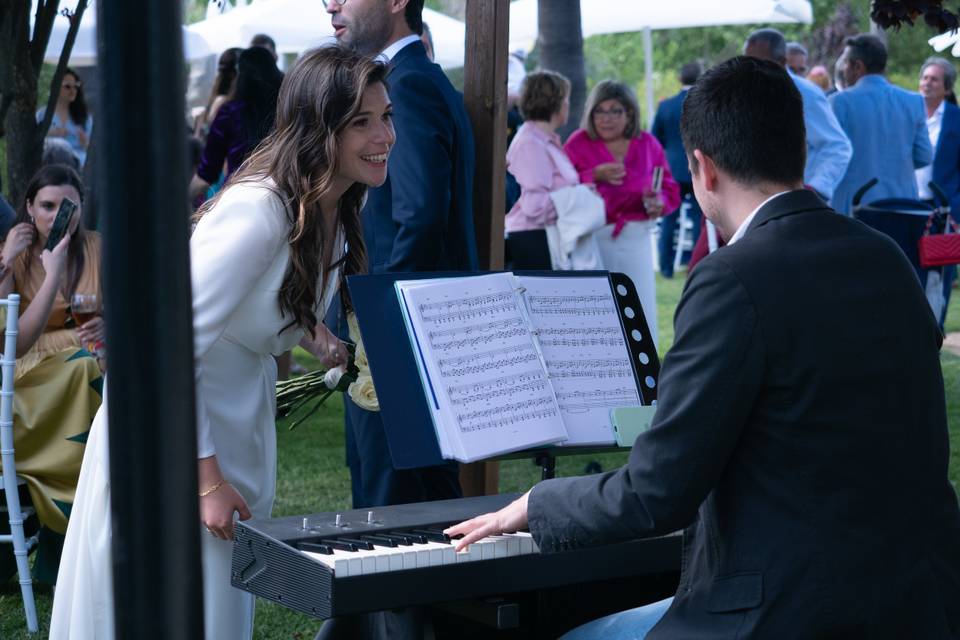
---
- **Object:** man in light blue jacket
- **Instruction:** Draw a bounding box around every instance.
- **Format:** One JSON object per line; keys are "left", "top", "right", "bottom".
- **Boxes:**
{"left": 745, "top": 29, "right": 852, "bottom": 202}
{"left": 830, "top": 34, "right": 933, "bottom": 214}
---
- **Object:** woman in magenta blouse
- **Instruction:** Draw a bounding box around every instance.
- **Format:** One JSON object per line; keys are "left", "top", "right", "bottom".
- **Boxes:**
{"left": 505, "top": 70, "right": 579, "bottom": 269}
{"left": 564, "top": 80, "right": 680, "bottom": 346}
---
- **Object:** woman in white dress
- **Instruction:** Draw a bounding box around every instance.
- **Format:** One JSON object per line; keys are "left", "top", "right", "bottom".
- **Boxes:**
{"left": 49, "top": 45, "right": 396, "bottom": 639}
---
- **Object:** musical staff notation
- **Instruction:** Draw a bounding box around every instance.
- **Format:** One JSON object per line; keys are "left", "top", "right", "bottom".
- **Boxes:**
{"left": 447, "top": 370, "right": 547, "bottom": 405}
{"left": 527, "top": 294, "right": 617, "bottom": 317}
{"left": 555, "top": 387, "right": 640, "bottom": 413}
{"left": 457, "top": 396, "right": 559, "bottom": 433}
{"left": 431, "top": 326, "right": 528, "bottom": 352}
{"left": 437, "top": 344, "right": 539, "bottom": 376}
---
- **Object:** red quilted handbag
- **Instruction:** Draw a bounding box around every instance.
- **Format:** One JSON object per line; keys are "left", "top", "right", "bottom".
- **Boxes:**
{"left": 918, "top": 211, "right": 960, "bottom": 268}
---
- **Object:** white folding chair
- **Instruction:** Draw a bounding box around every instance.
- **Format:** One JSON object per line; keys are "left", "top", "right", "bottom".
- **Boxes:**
{"left": 672, "top": 200, "right": 695, "bottom": 273}
{"left": 0, "top": 294, "right": 40, "bottom": 633}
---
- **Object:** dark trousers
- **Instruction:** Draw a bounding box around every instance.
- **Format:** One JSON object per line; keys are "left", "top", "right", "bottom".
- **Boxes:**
{"left": 657, "top": 185, "right": 701, "bottom": 277}
{"left": 345, "top": 397, "right": 462, "bottom": 508}
{"left": 326, "top": 293, "right": 462, "bottom": 509}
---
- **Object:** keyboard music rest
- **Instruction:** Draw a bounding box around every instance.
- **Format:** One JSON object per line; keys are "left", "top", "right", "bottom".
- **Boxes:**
{"left": 231, "top": 494, "right": 681, "bottom": 621}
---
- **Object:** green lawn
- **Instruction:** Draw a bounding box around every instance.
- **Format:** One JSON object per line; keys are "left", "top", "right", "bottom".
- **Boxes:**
{"left": 2, "top": 272, "right": 959, "bottom": 638}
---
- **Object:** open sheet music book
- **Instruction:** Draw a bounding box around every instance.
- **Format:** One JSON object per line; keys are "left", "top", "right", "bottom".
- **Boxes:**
{"left": 395, "top": 273, "right": 643, "bottom": 462}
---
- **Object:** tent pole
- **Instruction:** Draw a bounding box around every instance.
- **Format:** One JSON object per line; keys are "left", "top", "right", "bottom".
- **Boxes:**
{"left": 643, "top": 25, "right": 654, "bottom": 130}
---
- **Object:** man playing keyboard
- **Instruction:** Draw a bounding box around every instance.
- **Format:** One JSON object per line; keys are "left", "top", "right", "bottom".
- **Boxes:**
{"left": 447, "top": 56, "right": 960, "bottom": 640}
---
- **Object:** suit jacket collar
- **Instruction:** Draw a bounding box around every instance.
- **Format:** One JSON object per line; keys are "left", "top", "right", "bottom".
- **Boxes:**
{"left": 743, "top": 189, "right": 831, "bottom": 237}
{"left": 389, "top": 40, "right": 428, "bottom": 69}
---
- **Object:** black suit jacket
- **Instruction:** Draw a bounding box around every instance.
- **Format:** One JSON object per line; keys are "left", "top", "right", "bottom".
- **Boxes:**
{"left": 528, "top": 190, "right": 960, "bottom": 639}
{"left": 362, "top": 41, "right": 478, "bottom": 274}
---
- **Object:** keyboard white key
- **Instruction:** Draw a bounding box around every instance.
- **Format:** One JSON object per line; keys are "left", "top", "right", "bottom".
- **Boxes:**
{"left": 302, "top": 531, "right": 540, "bottom": 577}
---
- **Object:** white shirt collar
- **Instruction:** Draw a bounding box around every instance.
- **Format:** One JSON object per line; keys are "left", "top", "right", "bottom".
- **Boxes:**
{"left": 727, "top": 191, "right": 791, "bottom": 245}
{"left": 929, "top": 100, "right": 945, "bottom": 122}
{"left": 380, "top": 34, "right": 422, "bottom": 63}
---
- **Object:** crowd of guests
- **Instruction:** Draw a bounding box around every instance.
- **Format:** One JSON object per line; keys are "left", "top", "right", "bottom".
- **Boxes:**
{"left": 504, "top": 28, "right": 960, "bottom": 338}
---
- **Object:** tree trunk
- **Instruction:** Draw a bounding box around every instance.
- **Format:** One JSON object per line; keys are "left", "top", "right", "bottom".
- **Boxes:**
{"left": 537, "top": 0, "right": 586, "bottom": 140}
{"left": 5, "top": 47, "right": 40, "bottom": 208}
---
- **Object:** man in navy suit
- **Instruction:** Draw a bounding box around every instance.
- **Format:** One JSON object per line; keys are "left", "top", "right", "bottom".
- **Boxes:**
{"left": 326, "top": 0, "right": 478, "bottom": 510}
{"left": 918, "top": 56, "right": 960, "bottom": 328}
{"left": 448, "top": 57, "right": 960, "bottom": 640}
{"left": 652, "top": 62, "right": 702, "bottom": 277}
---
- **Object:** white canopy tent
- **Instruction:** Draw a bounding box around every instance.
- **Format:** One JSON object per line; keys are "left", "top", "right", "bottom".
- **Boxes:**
{"left": 187, "top": 0, "right": 466, "bottom": 70}
{"left": 507, "top": 0, "right": 814, "bottom": 125}
{"left": 928, "top": 30, "right": 960, "bottom": 58}
{"left": 37, "top": 0, "right": 213, "bottom": 64}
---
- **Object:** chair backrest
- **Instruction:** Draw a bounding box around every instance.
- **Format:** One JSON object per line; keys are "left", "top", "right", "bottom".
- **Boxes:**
{"left": 0, "top": 293, "right": 20, "bottom": 491}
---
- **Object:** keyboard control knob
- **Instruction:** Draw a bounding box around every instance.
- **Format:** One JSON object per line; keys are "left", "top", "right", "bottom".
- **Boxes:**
{"left": 367, "top": 511, "right": 374, "bottom": 524}
{"left": 302, "top": 517, "right": 309, "bottom": 530}
{"left": 335, "top": 514, "right": 343, "bottom": 527}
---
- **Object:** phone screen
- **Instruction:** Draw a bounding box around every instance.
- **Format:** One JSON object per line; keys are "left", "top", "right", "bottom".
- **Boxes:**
{"left": 44, "top": 198, "right": 77, "bottom": 252}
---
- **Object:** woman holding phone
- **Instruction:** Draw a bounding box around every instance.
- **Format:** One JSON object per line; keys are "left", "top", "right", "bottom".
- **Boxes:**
{"left": 52, "top": 45, "right": 395, "bottom": 639}
{"left": 0, "top": 164, "right": 103, "bottom": 584}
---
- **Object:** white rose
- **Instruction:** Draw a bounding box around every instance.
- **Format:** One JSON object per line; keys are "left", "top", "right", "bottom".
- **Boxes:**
{"left": 348, "top": 373, "right": 380, "bottom": 411}
{"left": 323, "top": 365, "right": 346, "bottom": 390}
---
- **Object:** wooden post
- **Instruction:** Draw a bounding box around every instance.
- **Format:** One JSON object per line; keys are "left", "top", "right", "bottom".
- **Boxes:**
{"left": 459, "top": 0, "right": 509, "bottom": 497}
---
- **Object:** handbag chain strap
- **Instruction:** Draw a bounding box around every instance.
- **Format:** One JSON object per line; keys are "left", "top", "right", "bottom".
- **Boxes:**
{"left": 922, "top": 209, "right": 960, "bottom": 236}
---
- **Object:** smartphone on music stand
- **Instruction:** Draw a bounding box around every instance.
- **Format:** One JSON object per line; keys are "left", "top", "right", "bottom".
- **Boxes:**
{"left": 44, "top": 198, "right": 77, "bottom": 252}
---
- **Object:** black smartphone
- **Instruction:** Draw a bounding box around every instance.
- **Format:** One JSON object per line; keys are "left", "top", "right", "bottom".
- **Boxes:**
{"left": 44, "top": 198, "right": 77, "bottom": 252}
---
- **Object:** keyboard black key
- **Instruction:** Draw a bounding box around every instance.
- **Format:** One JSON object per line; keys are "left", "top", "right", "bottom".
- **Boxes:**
{"left": 298, "top": 542, "right": 334, "bottom": 555}
{"left": 360, "top": 535, "right": 398, "bottom": 548}
{"left": 319, "top": 538, "right": 361, "bottom": 552}
{"left": 411, "top": 528, "right": 450, "bottom": 543}
{"left": 379, "top": 533, "right": 415, "bottom": 546}
{"left": 337, "top": 537, "right": 376, "bottom": 551}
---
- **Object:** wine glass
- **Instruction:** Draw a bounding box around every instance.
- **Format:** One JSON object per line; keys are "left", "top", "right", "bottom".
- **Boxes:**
{"left": 71, "top": 293, "right": 101, "bottom": 355}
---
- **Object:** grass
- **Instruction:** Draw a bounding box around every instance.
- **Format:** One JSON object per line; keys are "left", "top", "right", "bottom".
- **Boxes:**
{"left": 1, "top": 272, "right": 959, "bottom": 638}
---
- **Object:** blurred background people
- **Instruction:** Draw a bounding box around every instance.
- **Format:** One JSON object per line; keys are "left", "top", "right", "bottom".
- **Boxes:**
{"left": 786, "top": 41, "right": 809, "bottom": 75}
{"left": 565, "top": 80, "right": 679, "bottom": 346}
{"left": 0, "top": 164, "right": 103, "bottom": 585}
{"left": 830, "top": 34, "right": 932, "bottom": 214}
{"left": 917, "top": 56, "right": 960, "bottom": 329}
{"left": 36, "top": 69, "right": 93, "bottom": 167}
{"left": 652, "top": 62, "right": 702, "bottom": 278}
{"left": 807, "top": 64, "right": 833, "bottom": 93}
{"left": 194, "top": 47, "right": 242, "bottom": 140}
{"left": 250, "top": 32, "right": 278, "bottom": 62}
{"left": 745, "top": 29, "right": 851, "bottom": 201}
{"left": 189, "top": 46, "right": 283, "bottom": 202}
{"left": 420, "top": 21, "right": 434, "bottom": 61}
{"left": 504, "top": 70, "right": 577, "bottom": 270}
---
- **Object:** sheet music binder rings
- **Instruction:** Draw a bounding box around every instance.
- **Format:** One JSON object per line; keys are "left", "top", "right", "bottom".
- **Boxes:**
{"left": 347, "top": 271, "right": 661, "bottom": 470}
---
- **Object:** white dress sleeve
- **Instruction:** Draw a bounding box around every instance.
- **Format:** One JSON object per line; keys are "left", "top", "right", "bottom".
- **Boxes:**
{"left": 190, "top": 185, "right": 288, "bottom": 458}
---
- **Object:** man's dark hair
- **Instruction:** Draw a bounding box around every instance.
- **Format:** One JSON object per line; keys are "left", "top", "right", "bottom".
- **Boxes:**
{"left": 405, "top": 0, "right": 425, "bottom": 35}
{"left": 680, "top": 62, "right": 702, "bottom": 86}
{"left": 680, "top": 56, "right": 805, "bottom": 186}
{"left": 745, "top": 28, "right": 786, "bottom": 64}
{"left": 250, "top": 33, "right": 276, "bottom": 52}
{"left": 845, "top": 34, "right": 887, "bottom": 74}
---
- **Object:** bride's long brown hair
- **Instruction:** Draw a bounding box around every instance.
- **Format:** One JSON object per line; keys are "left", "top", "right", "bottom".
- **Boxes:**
{"left": 197, "top": 46, "right": 386, "bottom": 335}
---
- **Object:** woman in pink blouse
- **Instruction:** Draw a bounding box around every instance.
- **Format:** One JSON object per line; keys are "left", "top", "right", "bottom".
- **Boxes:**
{"left": 505, "top": 70, "right": 579, "bottom": 269}
{"left": 565, "top": 80, "right": 680, "bottom": 346}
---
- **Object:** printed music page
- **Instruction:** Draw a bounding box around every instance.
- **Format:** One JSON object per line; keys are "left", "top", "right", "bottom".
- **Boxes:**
{"left": 396, "top": 273, "right": 568, "bottom": 462}
{"left": 517, "top": 276, "right": 638, "bottom": 446}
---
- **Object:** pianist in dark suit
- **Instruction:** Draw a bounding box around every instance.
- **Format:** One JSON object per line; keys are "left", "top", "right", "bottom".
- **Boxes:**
{"left": 448, "top": 56, "right": 960, "bottom": 639}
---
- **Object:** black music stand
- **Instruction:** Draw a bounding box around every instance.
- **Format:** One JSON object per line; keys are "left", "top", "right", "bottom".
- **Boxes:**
{"left": 347, "top": 271, "right": 661, "bottom": 477}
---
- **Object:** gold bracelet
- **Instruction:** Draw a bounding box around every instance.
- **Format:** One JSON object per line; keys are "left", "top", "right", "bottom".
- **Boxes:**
{"left": 198, "top": 480, "right": 224, "bottom": 497}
